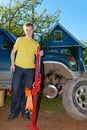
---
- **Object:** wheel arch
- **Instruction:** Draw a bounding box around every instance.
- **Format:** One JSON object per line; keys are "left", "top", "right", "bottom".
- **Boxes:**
{"left": 43, "top": 61, "right": 74, "bottom": 80}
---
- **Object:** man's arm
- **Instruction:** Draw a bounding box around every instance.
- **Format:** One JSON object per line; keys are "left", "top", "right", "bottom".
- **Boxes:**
{"left": 10, "top": 48, "right": 17, "bottom": 72}
{"left": 40, "top": 50, "right": 44, "bottom": 56}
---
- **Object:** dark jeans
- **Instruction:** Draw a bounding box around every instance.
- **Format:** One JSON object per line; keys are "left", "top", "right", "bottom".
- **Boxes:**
{"left": 10, "top": 66, "right": 34, "bottom": 116}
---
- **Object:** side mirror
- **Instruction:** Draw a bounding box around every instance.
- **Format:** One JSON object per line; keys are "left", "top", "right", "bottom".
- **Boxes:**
{"left": 2, "top": 39, "right": 13, "bottom": 51}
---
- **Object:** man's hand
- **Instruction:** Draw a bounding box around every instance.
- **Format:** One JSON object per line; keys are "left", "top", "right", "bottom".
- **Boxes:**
{"left": 10, "top": 64, "right": 15, "bottom": 72}
{"left": 40, "top": 50, "right": 44, "bottom": 56}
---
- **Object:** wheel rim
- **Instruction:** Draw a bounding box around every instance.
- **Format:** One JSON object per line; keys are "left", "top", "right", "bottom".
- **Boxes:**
{"left": 75, "top": 85, "right": 87, "bottom": 111}
{"left": 44, "top": 84, "right": 58, "bottom": 99}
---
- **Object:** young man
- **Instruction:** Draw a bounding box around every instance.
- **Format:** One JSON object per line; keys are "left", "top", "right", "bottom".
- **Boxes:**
{"left": 7, "top": 23, "right": 43, "bottom": 121}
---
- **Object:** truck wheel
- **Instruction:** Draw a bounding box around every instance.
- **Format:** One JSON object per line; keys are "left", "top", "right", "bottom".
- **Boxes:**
{"left": 62, "top": 78, "right": 87, "bottom": 121}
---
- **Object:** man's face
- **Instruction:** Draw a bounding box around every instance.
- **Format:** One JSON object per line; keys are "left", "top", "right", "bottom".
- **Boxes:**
{"left": 24, "top": 26, "right": 34, "bottom": 38}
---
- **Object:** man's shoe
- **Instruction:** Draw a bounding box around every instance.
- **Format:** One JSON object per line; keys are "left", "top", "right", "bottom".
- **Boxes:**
{"left": 6, "top": 114, "right": 18, "bottom": 121}
{"left": 23, "top": 113, "right": 30, "bottom": 121}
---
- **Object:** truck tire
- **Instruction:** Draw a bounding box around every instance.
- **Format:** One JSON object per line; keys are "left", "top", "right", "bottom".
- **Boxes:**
{"left": 62, "top": 77, "right": 87, "bottom": 121}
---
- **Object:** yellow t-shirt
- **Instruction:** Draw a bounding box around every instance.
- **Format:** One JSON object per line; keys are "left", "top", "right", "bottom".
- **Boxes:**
{"left": 14, "top": 36, "right": 39, "bottom": 68}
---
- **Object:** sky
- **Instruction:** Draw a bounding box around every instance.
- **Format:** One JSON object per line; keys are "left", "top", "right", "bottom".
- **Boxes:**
{"left": 0, "top": 0, "right": 87, "bottom": 42}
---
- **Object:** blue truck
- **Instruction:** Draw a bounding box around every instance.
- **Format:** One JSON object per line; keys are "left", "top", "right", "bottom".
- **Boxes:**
{"left": 0, "top": 24, "right": 87, "bottom": 121}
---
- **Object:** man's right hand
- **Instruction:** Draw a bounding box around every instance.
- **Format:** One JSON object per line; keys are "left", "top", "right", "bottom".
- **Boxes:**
{"left": 10, "top": 64, "right": 15, "bottom": 72}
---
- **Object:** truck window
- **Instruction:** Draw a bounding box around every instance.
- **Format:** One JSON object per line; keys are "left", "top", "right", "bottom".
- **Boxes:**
{"left": 0, "top": 31, "right": 11, "bottom": 56}
{"left": 61, "top": 48, "right": 70, "bottom": 54}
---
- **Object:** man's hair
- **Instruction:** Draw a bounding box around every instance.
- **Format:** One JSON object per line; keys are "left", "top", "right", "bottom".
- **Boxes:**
{"left": 23, "top": 22, "right": 34, "bottom": 29}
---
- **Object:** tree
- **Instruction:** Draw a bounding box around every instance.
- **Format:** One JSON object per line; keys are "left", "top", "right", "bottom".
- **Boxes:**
{"left": 82, "top": 41, "right": 87, "bottom": 65}
{"left": 0, "top": 0, "right": 60, "bottom": 38}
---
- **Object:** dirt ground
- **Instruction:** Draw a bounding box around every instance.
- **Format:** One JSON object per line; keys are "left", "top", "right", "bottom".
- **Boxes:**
{"left": 0, "top": 107, "right": 87, "bottom": 130}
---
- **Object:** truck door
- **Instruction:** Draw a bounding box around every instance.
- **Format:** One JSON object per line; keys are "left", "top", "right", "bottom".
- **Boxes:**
{"left": 0, "top": 31, "right": 12, "bottom": 85}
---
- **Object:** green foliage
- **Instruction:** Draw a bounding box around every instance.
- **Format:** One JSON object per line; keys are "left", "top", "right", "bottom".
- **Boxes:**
{"left": 82, "top": 41, "right": 87, "bottom": 64}
{"left": 0, "top": 0, "right": 60, "bottom": 38}
{"left": 5, "top": 94, "right": 12, "bottom": 106}
{"left": 40, "top": 95, "right": 66, "bottom": 113}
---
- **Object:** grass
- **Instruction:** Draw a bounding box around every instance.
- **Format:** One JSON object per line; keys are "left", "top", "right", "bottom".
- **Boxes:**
{"left": 5, "top": 91, "right": 66, "bottom": 113}
{"left": 5, "top": 92, "right": 12, "bottom": 106}
{"left": 39, "top": 93, "right": 66, "bottom": 113}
